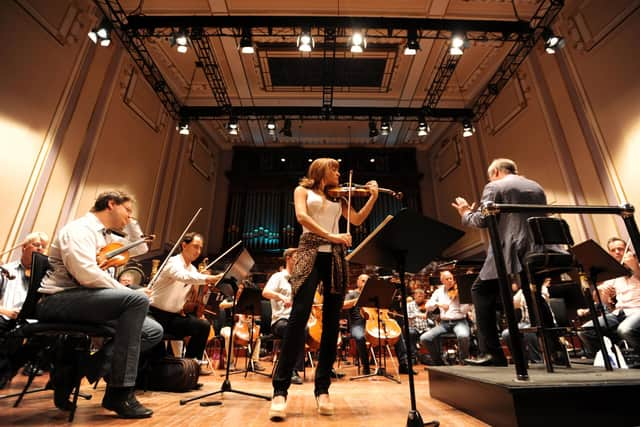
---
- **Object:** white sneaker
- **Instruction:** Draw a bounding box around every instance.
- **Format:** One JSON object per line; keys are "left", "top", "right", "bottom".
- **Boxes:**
{"left": 316, "top": 394, "right": 334, "bottom": 416}
{"left": 269, "top": 395, "right": 287, "bottom": 421}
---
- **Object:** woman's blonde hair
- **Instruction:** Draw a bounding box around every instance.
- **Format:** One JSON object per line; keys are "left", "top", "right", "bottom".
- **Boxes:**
{"left": 299, "top": 158, "right": 339, "bottom": 189}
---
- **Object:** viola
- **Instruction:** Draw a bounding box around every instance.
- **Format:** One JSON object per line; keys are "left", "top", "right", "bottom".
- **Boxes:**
{"left": 325, "top": 184, "right": 403, "bottom": 201}
{"left": 447, "top": 284, "right": 459, "bottom": 301}
{"left": 96, "top": 235, "right": 154, "bottom": 270}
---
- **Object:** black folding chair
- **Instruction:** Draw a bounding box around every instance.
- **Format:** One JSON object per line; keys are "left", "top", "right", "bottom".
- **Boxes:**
{"left": 3, "top": 252, "right": 115, "bottom": 421}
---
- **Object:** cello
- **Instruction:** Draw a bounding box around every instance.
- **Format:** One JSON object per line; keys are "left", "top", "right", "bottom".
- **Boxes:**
{"left": 361, "top": 307, "right": 402, "bottom": 347}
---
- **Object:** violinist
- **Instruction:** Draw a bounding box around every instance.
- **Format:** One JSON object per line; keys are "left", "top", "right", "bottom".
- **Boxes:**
{"left": 38, "top": 190, "right": 163, "bottom": 418}
{"left": 148, "top": 232, "right": 223, "bottom": 364}
{"left": 269, "top": 158, "right": 378, "bottom": 421}
{"left": 577, "top": 237, "right": 640, "bottom": 359}
{"left": 0, "top": 232, "right": 48, "bottom": 332}
{"left": 262, "top": 248, "right": 304, "bottom": 384}
{"left": 405, "top": 288, "right": 434, "bottom": 363}
{"left": 420, "top": 270, "right": 472, "bottom": 366}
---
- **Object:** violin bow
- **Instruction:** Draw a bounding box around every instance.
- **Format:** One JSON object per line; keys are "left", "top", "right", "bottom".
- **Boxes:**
{"left": 346, "top": 169, "right": 353, "bottom": 236}
{"left": 204, "top": 240, "right": 243, "bottom": 270}
{"left": 147, "top": 207, "right": 202, "bottom": 289}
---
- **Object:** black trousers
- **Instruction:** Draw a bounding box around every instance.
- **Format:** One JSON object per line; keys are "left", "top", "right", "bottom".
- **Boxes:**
{"left": 149, "top": 307, "right": 210, "bottom": 359}
{"left": 272, "top": 253, "right": 343, "bottom": 398}
{"left": 271, "top": 318, "right": 306, "bottom": 372}
{"left": 472, "top": 276, "right": 559, "bottom": 359}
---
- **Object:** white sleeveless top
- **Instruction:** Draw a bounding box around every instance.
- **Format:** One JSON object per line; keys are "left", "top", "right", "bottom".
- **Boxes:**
{"left": 303, "top": 189, "right": 342, "bottom": 252}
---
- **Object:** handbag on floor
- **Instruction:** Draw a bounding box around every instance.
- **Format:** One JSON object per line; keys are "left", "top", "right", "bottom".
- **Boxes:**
{"left": 144, "top": 357, "right": 200, "bottom": 392}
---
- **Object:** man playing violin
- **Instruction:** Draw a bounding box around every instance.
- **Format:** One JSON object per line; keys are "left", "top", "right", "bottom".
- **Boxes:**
{"left": 405, "top": 288, "right": 434, "bottom": 364}
{"left": 148, "top": 232, "right": 222, "bottom": 365}
{"left": 420, "top": 270, "right": 472, "bottom": 366}
{"left": 38, "top": 191, "right": 163, "bottom": 418}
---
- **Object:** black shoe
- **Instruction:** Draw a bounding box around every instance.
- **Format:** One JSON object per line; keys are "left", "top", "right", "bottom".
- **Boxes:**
{"left": 291, "top": 372, "right": 303, "bottom": 385}
{"left": 22, "top": 363, "right": 44, "bottom": 377}
{"left": 361, "top": 366, "right": 371, "bottom": 375}
{"left": 464, "top": 354, "right": 508, "bottom": 367}
{"left": 330, "top": 369, "right": 345, "bottom": 379}
{"left": 102, "top": 386, "right": 153, "bottom": 419}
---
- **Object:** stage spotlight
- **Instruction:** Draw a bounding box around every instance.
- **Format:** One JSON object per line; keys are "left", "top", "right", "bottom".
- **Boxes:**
{"left": 266, "top": 117, "right": 276, "bottom": 135}
{"left": 349, "top": 31, "right": 366, "bottom": 53}
{"left": 450, "top": 33, "right": 466, "bottom": 56}
{"left": 297, "top": 28, "right": 314, "bottom": 52}
{"left": 404, "top": 28, "right": 420, "bottom": 55}
{"left": 177, "top": 118, "right": 190, "bottom": 135}
{"left": 368, "top": 120, "right": 379, "bottom": 138}
{"left": 543, "top": 29, "right": 565, "bottom": 54}
{"left": 172, "top": 30, "right": 189, "bottom": 54}
{"left": 380, "top": 118, "right": 392, "bottom": 136}
{"left": 227, "top": 117, "right": 239, "bottom": 135}
{"left": 462, "top": 119, "right": 475, "bottom": 138}
{"left": 88, "top": 18, "right": 111, "bottom": 47}
{"left": 417, "top": 116, "right": 430, "bottom": 137}
{"left": 239, "top": 28, "right": 254, "bottom": 54}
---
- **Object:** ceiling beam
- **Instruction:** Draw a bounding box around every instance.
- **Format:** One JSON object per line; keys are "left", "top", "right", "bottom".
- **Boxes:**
{"left": 125, "top": 15, "right": 531, "bottom": 39}
{"left": 181, "top": 106, "right": 472, "bottom": 121}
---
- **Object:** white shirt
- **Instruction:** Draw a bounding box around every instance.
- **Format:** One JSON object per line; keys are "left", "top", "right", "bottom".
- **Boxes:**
{"left": 41, "top": 213, "right": 147, "bottom": 294}
{"left": 599, "top": 275, "right": 640, "bottom": 316}
{"left": 302, "top": 190, "right": 341, "bottom": 252}
{"left": 0, "top": 261, "right": 28, "bottom": 320}
{"left": 263, "top": 269, "right": 292, "bottom": 325}
{"left": 149, "top": 253, "right": 209, "bottom": 314}
{"left": 426, "top": 286, "right": 471, "bottom": 321}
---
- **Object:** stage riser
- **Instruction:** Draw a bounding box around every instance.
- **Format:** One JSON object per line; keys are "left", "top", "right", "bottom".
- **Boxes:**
{"left": 429, "top": 369, "right": 640, "bottom": 427}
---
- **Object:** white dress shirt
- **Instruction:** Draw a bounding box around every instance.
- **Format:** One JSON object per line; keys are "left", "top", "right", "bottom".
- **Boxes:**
{"left": 41, "top": 213, "right": 146, "bottom": 294}
{"left": 0, "top": 261, "right": 28, "bottom": 320}
{"left": 426, "top": 286, "right": 471, "bottom": 321}
{"left": 263, "top": 269, "right": 292, "bottom": 325}
{"left": 149, "top": 253, "right": 209, "bottom": 314}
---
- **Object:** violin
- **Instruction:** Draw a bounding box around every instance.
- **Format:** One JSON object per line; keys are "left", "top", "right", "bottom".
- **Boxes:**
{"left": 447, "top": 284, "right": 459, "bottom": 301}
{"left": 96, "top": 235, "right": 155, "bottom": 270}
{"left": 325, "top": 184, "right": 403, "bottom": 201}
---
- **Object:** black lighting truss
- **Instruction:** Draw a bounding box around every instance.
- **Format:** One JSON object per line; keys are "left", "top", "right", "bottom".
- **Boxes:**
{"left": 93, "top": 0, "right": 563, "bottom": 123}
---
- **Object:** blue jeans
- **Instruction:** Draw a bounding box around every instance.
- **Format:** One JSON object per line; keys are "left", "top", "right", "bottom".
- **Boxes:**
{"left": 578, "top": 310, "right": 640, "bottom": 357}
{"left": 36, "top": 287, "right": 163, "bottom": 387}
{"left": 419, "top": 319, "right": 470, "bottom": 362}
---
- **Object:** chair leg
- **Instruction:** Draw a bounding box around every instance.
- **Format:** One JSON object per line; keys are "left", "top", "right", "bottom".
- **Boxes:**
{"left": 13, "top": 369, "right": 38, "bottom": 407}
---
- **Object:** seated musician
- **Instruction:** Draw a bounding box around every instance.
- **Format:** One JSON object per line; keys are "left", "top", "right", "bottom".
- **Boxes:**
{"left": 148, "top": 232, "right": 222, "bottom": 366}
{"left": 578, "top": 237, "right": 640, "bottom": 358}
{"left": 0, "top": 232, "right": 49, "bottom": 382}
{"left": 219, "top": 290, "right": 265, "bottom": 371}
{"left": 501, "top": 280, "right": 550, "bottom": 364}
{"left": 37, "top": 191, "right": 163, "bottom": 418}
{"left": 262, "top": 248, "right": 304, "bottom": 384}
{"left": 406, "top": 288, "right": 434, "bottom": 364}
{"left": 420, "top": 270, "right": 472, "bottom": 366}
{"left": 343, "top": 273, "right": 416, "bottom": 375}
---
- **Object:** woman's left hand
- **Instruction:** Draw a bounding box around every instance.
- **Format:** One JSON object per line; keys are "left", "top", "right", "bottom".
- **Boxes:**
{"left": 366, "top": 180, "right": 379, "bottom": 199}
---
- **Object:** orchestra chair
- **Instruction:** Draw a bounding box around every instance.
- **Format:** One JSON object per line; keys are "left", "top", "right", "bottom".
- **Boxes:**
{"left": 523, "top": 217, "right": 576, "bottom": 372}
{"left": 3, "top": 252, "right": 115, "bottom": 422}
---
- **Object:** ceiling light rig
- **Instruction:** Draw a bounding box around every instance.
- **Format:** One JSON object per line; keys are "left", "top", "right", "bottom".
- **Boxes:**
{"left": 349, "top": 30, "right": 367, "bottom": 53}
{"left": 266, "top": 117, "right": 277, "bottom": 136}
{"left": 542, "top": 28, "right": 565, "bottom": 54}
{"left": 280, "top": 118, "right": 293, "bottom": 137}
{"left": 417, "top": 115, "right": 430, "bottom": 137}
{"left": 239, "top": 27, "right": 254, "bottom": 54}
{"left": 368, "top": 119, "right": 379, "bottom": 138}
{"left": 462, "top": 118, "right": 475, "bottom": 138}
{"left": 449, "top": 33, "right": 466, "bottom": 56}
{"left": 226, "top": 117, "right": 239, "bottom": 135}
{"left": 177, "top": 118, "right": 190, "bottom": 135}
{"left": 404, "top": 28, "right": 420, "bottom": 56}
{"left": 88, "top": 18, "right": 111, "bottom": 47}
{"left": 171, "top": 29, "right": 189, "bottom": 53}
{"left": 380, "top": 117, "right": 392, "bottom": 136}
{"left": 297, "top": 27, "right": 314, "bottom": 52}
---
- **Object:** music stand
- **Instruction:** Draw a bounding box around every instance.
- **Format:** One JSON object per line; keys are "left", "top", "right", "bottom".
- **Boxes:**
{"left": 351, "top": 277, "right": 401, "bottom": 383}
{"left": 180, "top": 247, "right": 271, "bottom": 406}
{"left": 454, "top": 274, "right": 476, "bottom": 305}
{"left": 347, "top": 208, "right": 463, "bottom": 427}
{"left": 228, "top": 287, "right": 270, "bottom": 378}
{"left": 572, "top": 239, "right": 631, "bottom": 370}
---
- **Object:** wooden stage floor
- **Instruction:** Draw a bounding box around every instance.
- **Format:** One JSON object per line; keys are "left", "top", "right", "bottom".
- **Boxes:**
{"left": 1, "top": 362, "right": 488, "bottom": 426}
